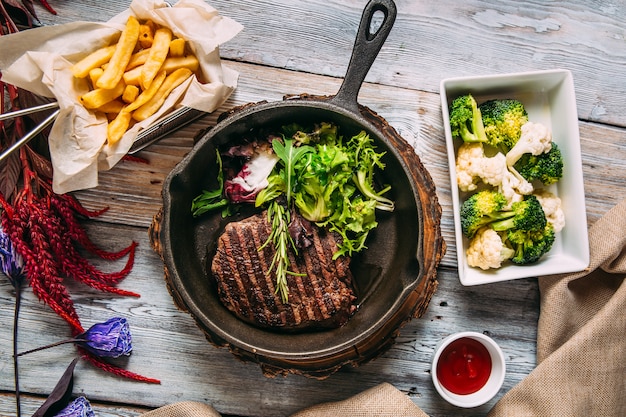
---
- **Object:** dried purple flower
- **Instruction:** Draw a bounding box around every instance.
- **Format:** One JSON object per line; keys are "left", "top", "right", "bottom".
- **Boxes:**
{"left": 77, "top": 317, "right": 132, "bottom": 358}
{"left": 17, "top": 317, "right": 133, "bottom": 359}
{"left": 54, "top": 396, "right": 95, "bottom": 417}
{"left": 0, "top": 224, "right": 25, "bottom": 286}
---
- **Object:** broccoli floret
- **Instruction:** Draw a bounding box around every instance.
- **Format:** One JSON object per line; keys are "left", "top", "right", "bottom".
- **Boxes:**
{"left": 515, "top": 142, "right": 564, "bottom": 185}
{"left": 449, "top": 94, "right": 489, "bottom": 144}
{"left": 459, "top": 190, "right": 508, "bottom": 238}
{"left": 461, "top": 192, "right": 547, "bottom": 239}
{"left": 506, "top": 222, "right": 555, "bottom": 265}
{"left": 489, "top": 194, "right": 547, "bottom": 233}
{"left": 479, "top": 99, "right": 529, "bottom": 151}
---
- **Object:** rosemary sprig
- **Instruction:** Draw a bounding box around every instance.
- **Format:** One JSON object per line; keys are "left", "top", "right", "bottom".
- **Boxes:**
{"left": 259, "top": 200, "right": 304, "bottom": 303}
{"left": 256, "top": 139, "right": 313, "bottom": 302}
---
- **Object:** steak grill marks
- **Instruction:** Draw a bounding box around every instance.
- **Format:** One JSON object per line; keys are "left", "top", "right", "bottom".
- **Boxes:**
{"left": 211, "top": 212, "right": 357, "bottom": 330}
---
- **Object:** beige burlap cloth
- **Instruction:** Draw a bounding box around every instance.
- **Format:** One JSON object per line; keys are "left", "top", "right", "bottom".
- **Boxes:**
{"left": 142, "top": 198, "right": 626, "bottom": 417}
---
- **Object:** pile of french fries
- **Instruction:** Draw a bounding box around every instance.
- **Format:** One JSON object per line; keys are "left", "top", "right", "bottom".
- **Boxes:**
{"left": 71, "top": 16, "right": 200, "bottom": 144}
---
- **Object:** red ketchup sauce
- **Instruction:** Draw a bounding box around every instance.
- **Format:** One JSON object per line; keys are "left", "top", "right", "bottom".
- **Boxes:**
{"left": 436, "top": 337, "right": 492, "bottom": 395}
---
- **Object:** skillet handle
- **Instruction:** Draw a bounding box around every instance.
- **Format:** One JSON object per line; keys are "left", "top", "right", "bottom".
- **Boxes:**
{"left": 331, "top": 0, "right": 397, "bottom": 112}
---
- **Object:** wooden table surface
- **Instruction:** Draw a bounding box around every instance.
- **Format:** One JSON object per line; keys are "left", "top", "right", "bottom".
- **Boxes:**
{"left": 2, "top": 1, "right": 625, "bottom": 416}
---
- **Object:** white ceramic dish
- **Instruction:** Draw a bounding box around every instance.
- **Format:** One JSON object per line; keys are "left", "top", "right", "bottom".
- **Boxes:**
{"left": 440, "top": 69, "right": 589, "bottom": 286}
{"left": 431, "top": 331, "right": 506, "bottom": 408}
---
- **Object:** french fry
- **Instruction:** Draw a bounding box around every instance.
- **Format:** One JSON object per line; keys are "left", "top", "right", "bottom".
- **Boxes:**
{"left": 132, "top": 68, "right": 192, "bottom": 121}
{"left": 80, "top": 80, "right": 126, "bottom": 109}
{"left": 71, "top": 45, "right": 117, "bottom": 78}
{"left": 97, "top": 15, "right": 140, "bottom": 90}
{"left": 72, "top": 17, "right": 200, "bottom": 143}
{"left": 141, "top": 27, "right": 172, "bottom": 90}
{"left": 107, "top": 109, "right": 132, "bottom": 144}
{"left": 88, "top": 67, "right": 104, "bottom": 87}
{"left": 122, "top": 85, "right": 140, "bottom": 103}
{"left": 122, "top": 66, "right": 143, "bottom": 86}
{"left": 123, "top": 55, "right": 199, "bottom": 86}
{"left": 96, "top": 99, "right": 125, "bottom": 114}
{"left": 126, "top": 48, "right": 150, "bottom": 70}
{"left": 124, "top": 71, "right": 167, "bottom": 112}
{"left": 169, "top": 38, "right": 186, "bottom": 57}
{"left": 138, "top": 20, "right": 156, "bottom": 49}
{"left": 161, "top": 56, "right": 200, "bottom": 73}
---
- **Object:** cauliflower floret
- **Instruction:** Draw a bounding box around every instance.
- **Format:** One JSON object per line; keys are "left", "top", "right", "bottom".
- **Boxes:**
{"left": 498, "top": 165, "right": 534, "bottom": 209}
{"left": 456, "top": 142, "right": 533, "bottom": 206}
{"left": 456, "top": 142, "right": 508, "bottom": 191}
{"left": 499, "top": 171, "right": 525, "bottom": 206}
{"left": 507, "top": 165, "right": 534, "bottom": 193}
{"left": 506, "top": 121, "right": 553, "bottom": 167}
{"left": 534, "top": 189, "right": 565, "bottom": 233}
{"left": 456, "top": 142, "right": 488, "bottom": 191}
{"left": 466, "top": 227, "right": 515, "bottom": 270}
{"left": 479, "top": 152, "right": 508, "bottom": 187}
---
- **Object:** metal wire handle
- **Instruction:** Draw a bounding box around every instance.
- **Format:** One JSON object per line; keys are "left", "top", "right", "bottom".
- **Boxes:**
{"left": 0, "top": 103, "right": 206, "bottom": 163}
{"left": 0, "top": 107, "right": 60, "bottom": 163}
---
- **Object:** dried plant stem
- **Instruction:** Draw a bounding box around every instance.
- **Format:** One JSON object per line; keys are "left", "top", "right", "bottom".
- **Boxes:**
{"left": 13, "top": 283, "right": 21, "bottom": 417}
{"left": 15, "top": 338, "right": 82, "bottom": 357}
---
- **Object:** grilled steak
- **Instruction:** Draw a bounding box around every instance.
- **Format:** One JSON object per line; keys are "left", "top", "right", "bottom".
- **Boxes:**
{"left": 211, "top": 212, "right": 358, "bottom": 330}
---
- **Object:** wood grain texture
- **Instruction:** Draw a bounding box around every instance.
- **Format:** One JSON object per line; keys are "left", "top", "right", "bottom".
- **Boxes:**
{"left": 0, "top": 1, "right": 624, "bottom": 416}
{"left": 37, "top": 0, "right": 626, "bottom": 127}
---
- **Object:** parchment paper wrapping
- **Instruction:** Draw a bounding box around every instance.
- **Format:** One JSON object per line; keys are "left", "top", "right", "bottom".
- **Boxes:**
{"left": 0, "top": 0, "right": 243, "bottom": 194}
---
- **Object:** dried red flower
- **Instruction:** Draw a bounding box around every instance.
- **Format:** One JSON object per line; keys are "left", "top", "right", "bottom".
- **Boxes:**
{"left": 0, "top": 187, "right": 159, "bottom": 384}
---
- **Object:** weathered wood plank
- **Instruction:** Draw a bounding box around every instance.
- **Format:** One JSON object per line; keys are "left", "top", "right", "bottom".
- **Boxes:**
{"left": 35, "top": 0, "right": 626, "bottom": 127}
{"left": 0, "top": 394, "right": 151, "bottom": 417}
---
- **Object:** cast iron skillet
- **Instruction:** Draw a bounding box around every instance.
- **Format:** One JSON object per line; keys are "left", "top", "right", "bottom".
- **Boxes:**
{"left": 152, "top": 0, "right": 445, "bottom": 379}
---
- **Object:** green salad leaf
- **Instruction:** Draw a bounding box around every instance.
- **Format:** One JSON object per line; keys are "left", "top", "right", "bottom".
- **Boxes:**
{"left": 191, "top": 151, "right": 229, "bottom": 217}
{"left": 270, "top": 138, "right": 314, "bottom": 204}
{"left": 350, "top": 131, "right": 395, "bottom": 212}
